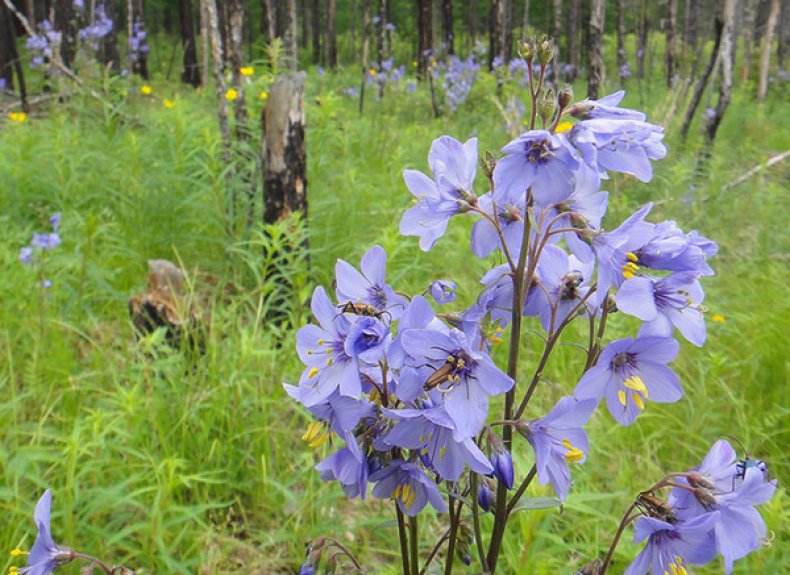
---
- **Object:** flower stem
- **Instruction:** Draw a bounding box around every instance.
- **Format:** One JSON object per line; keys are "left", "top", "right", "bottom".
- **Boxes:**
{"left": 444, "top": 495, "right": 461, "bottom": 575}
{"left": 396, "top": 505, "right": 411, "bottom": 575}
{"left": 600, "top": 502, "right": 638, "bottom": 575}
{"left": 71, "top": 552, "right": 113, "bottom": 575}
{"left": 469, "top": 473, "right": 488, "bottom": 572}
{"left": 410, "top": 515, "right": 420, "bottom": 575}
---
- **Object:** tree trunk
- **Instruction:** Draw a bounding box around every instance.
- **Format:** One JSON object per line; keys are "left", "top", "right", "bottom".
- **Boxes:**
{"left": 129, "top": 0, "right": 149, "bottom": 79}
{"left": 300, "top": 0, "right": 309, "bottom": 49}
{"left": 311, "top": 0, "right": 321, "bottom": 64}
{"left": 260, "top": 0, "right": 276, "bottom": 43}
{"left": 665, "top": 0, "right": 677, "bottom": 87}
{"left": 442, "top": 0, "right": 453, "bottom": 54}
{"left": 53, "top": 0, "right": 76, "bottom": 68}
{"left": 283, "top": 0, "right": 298, "bottom": 70}
{"left": 263, "top": 72, "right": 308, "bottom": 225}
{"left": 552, "top": 0, "right": 562, "bottom": 82}
{"left": 567, "top": 0, "right": 579, "bottom": 81}
{"left": 680, "top": 16, "right": 724, "bottom": 140}
{"left": 359, "top": 0, "right": 370, "bottom": 113}
{"left": 489, "top": 0, "right": 505, "bottom": 70}
{"left": 636, "top": 0, "right": 647, "bottom": 80}
{"left": 503, "top": 0, "right": 512, "bottom": 60}
{"left": 0, "top": 1, "right": 16, "bottom": 89}
{"left": 418, "top": 0, "right": 432, "bottom": 77}
{"left": 229, "top": 0, "right": 249, "bottom": 142}
{"left": 179, "top": 0, "right": 200, "bottom": 86}
{"left": 778, "top": 0, "right": 789, "bottom": 69}
{"left": 587, "top": 0, "right": 605, "bottom": 99}
{"left": 683, "top": 0, "right": 697, "bottom": 59}
{"left": 470, "top": 0, "right": 477, "bottom": 45}
{"left": 616, "top": 0, "right": 626, "bottom": 83}
{"left": 704, "top": 0, "right": 735, "bottom": 144}
{"left": 741, "top": 0, "right": 754, "bottom": 82}
{"left": 758, "top": 0, "right": 780, "bottom": 102}
{"left": 521, "top": 0, "right": 529, "bottom": 40}
{"left": 326, "top": 0, "right": 336, "bottom": 68}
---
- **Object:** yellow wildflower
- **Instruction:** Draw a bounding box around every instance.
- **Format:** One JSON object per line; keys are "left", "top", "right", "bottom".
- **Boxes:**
{"left": 711, "top": 314, "right": 726, "bottom": 323}
{"left": 240, "top": 66, "right": 254, "bottom": 76}
{"left": 260, "top": 90, "right": 268, "bottom": 100}
{"left": 369, "top": 68, "right": 378, "bottom": 76}
{"left": 225, "top": 88, "right": 239, "bottom": 101}
{"left": 140, "top": 84, "right": 152, "bottom": 95}
{"left": 163, "top": 99, "right": 175, "bottom": 109}
{"left": 8, "top": 112, "right": 26, "bottom": 123}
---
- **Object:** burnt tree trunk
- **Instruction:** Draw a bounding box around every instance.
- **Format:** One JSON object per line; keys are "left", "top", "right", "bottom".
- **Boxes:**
{"left": 636, "top": 0, "right": 648, "bottom": 80}
{"left": 552, "top": 0, "right": 562, "bottom": 83}
{"left": 312, "top": 0, "right": 321, "bottom": 64}
{"left": 417, "top": 0, "right": 431, "bottom": 78}
{"left": 587, "top": 0, "right": 605, "bottom": 99}
{"left": 665, "top": 0, "right": 677, "bottom": 87}
{"left": 0, "top": 1, "right": 17, "bottom": 90}
{"left": 704, "top": 0, "right": 735, "bottom": 144}
{"left": 778, "top": 0, "right": 789, "bottom": 69}
{"left": 179, "top": 0, "right": 200, "bottom": 86}
{"left": 680, "top": 15, "right": 724, "bottom": 141}
{"left": 442, "top": 0, "right": 453, "bottom": 54}
{"left": 283, "top": 0, "right": 298, "bottom": 70}
{"left": 488, "top": 0, "right": 503, "bottom": 70}
{"left": 741, "top": 0, "right": 754, "bottom": 82}
{"left": 263, "top": 72, "right": 308, "bottom": 226}
{"left": 326, "top": 0, "right": 336, "bottom": 68}
{"left": 229, "top": 0, "right": 249, "bottom": 141}
{"left": 53, "top": 0, "right": 76, "bottom": 68}
{"left": 261, "top": 0, "right": 276, "bottom": 43}
{"left": 502, "top": 0, "right": 512, "bottom": 61}
{"left": 567, "top": 0, "right": 579, "bottom": 81}
{"left": 615, "top": 0, "right": 626, "bottom": 83}
{"left": 359, "top": 0, "right": 370, "bottom": 112}
{"left": 758, "top": 0, "right": 780, "bottom": 102}
{"left": 300, "top": 0, "right": 309, "bottom": 49}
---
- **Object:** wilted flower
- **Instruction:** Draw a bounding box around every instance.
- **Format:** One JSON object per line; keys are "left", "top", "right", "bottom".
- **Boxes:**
{"left": 574, "top": 336, "right": 682, "bottom": 425}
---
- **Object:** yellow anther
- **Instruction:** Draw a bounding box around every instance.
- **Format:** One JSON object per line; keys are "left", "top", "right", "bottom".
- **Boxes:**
{"left": 489, "top": 336, "right": 503, "bottom": 345}
{"left": 307, "top": 367, "right": 319, "bottom": 379}
{"left": 419, "top": 435, "right": 426, "bottom": 443}
{"left": 624, "top": 375, "right": 648, "bottom": 397}
{"left": 301, "top": 420, "right": 323, "bottom": 442}
{"left": 562, "top": 439, "right": 584, "bottom": 463}
{"left": 317, "top": 339, "right": 325, "bottom": 345}
{"left": 632, "top": 392, "right": 645, "bottom": 411}
{"left": 447, "top": 355, "right": 454, "bottom": 362}
{"left": 326, "top": 348, "right": 333, "bottom": 354}
{"left": 623, "top": 270, "right": 636, "bottom": 280}
{"left": 456, "top": 359, "right": 465, "bottom": 369}
{"left": 392, "top": 484, "right": 402, "bottom": 499}
{"left": 9, "top": 550, "right": 27, "bottom": 558}
{"left": 624, "top": 262, "right": 639, "bottom": 271}
{"left": 327, "top": 358, "right": 334, "bottom": 366}
{"left": 626, "top": 252, "right": 639, "bottom": 263}
{"left": 439, "top": 446, "right": 447, "bottom": 461}
{"left": 711, "top": 314, "right": 725, "bottom": 323}
{"left": 618, "top": 390, "right": 627, "bottom": 406}
{"left": 308, "top": 430, "right": 330, "bottom": 448}
{"left": 678, "top": 567, "right": 687, "bottom": 575}
{"left": 555, "top": 121, "right": 574, "bottom": 133}
{"left": 10, "top": 567, "right": 19, "bottom": 575}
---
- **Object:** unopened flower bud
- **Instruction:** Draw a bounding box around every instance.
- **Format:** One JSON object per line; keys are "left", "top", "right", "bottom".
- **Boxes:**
{"left": 481, "top": 151, "right": 497, "bottom": 178}
{"left": 537, "top": 36, "right": 555, "bottom": 66}
{"left": 518, "top": 39, "right": 537, "bottom": 61}
{"left": 487, "top": 431, "right": 515, "bottom": 490}
{"left": 538, "top": 89, "right": 557, "bottom": 123}
{"left": 575, "top": 558, "right": 604, "bottom": 575}
{"left": 568, "top": 101, "right": 595, "bottom": 119}
{"left": 477, "top": 477, "right": 495, "bottom": 512}
{"left": 558, "top": 86, "right": 574, "bottom": 110}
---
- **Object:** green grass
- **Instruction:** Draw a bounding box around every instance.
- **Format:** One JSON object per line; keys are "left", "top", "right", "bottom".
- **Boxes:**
{"left": 1, "top": 38, "right": 788, "bottom": 574}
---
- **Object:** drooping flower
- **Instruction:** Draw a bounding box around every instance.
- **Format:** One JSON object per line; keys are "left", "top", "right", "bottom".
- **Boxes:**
{"left": 630, "top": 220, "right": 717, "bottom": 276}
{"left": 370, "top": 460, "right": 448, "bottom": 516}
{"left": 335, "top": 245, "right": 408, "bottom": 319}
{"left": 487, "top": 432, "right": 514, "bottom": 489}
{"left": 616, "top": 272, "right": 707, "bottom": 346}
{"left": 400, "top": 328, "right": 514, "bottom": 439}
{"left": 469, "top": 192, "right": 527, "bottom": 259}
{"left": 380, "top": 404, "right": 493, "bottom": 481}
{"left": 429, "top": 280, "right": 457, "bottom": 305}
{"left": 624, "top": 512, "right": 720, "bottom": 575}
{"left": 18, "top": 490, "right": 72, "bottom": 575}
{"left": 315, "top": 434, "right": 370, "bottom": 500}
{"left": 400, "top": 136, "right": 479, "bottom": 250}
{"left": 493, "top": 130, "right": 581, "bottom": 207}
{"left": 477, "top": 478, "right": 495, "bottom": 512}
{"left": 517, "top": 396, "right": 597, "bottom": 502}
{"left": 574, "top": 336, "right": 682, "bottom": 425}
{"left": 284, "top": 388, "right": 376, "bottom": 435}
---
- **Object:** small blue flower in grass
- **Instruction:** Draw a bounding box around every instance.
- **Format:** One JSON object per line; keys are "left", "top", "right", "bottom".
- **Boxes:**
{"left": 19, "top": 246, "right": 34, "bottom": 265}
{"left": 624, "top": 512, "right": 720, "bottom": 575}
{"left": 15, "top": 490, "right": 72, "bottom": 575}
{"left": 574, "top": 336, "right": 682, "bottom": 425}
{"left": 400, "top": 136, "right": 479, "bottom": 251}
{"left": 370, "top": 460, "right": 447, "bottom": 516}
{"left": 400, "top": 328, "right": 514, "bottom": 440}
{"left": 493, "top": 129, "right": 581, "bottom": 207}
{"left": 517, "top": 396, "right": 597, "bottom": 502}
{"left": 668, "top": 440, "right": 777, "bottom": 574}
{"left": 31, "top": 233, "right": 61, "bottom": 250}
{"left": 429, "top": 280, "right": 457, "bottom": 305}
{"left": 380, "top": 403, "right": 493, "bottom": 482}
{"left": 49, "top": 213, "right": 61, "bottom": 231}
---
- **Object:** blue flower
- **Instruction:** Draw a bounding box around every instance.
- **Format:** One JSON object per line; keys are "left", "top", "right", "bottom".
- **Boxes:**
{"left": 370, "top": 460, "right": 448, "bottom": 516}
{"left": 336, "top": 245, "right": 408, "bottom": 319}
{"left": 429, "top": 280, "right": 457, "bottom": 305}
{"left": 19, "top": 246, "right": 34, "bottom": 265}
{"left": 31, "top": 233, "right": 61, "bottom": 250}
{"left": 569, "top": 90, "right": 646, "bottom": 122}
{"left": 315, "top": 434, "right": 371, "bottom": 500}
{"left": 19, "top": 490, "right": 71, "bottom": 575}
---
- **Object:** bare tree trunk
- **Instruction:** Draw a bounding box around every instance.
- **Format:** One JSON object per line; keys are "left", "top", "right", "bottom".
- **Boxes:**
{"left": 229, "top": 0, "right": 249, "bottom": 141}
{"left": 300, "top": 0, "right": 309, "bottom": 49}
{"left": 311, "top": 0, "right": 321, "bottom": 64}
{"left": 326, "top": 0, "right": 336, "bottom": 68}
{"left": 636, "top": 0, "right": 647, "bottom": 80}
{"left": 665, "top": 0, "right": 677, "bottom": 87}
{"left": 704, "top": 0, "right": 735, "bottom": 144}
{"left": 758, "top": 0, "right": 780, "bottom": 102}
{"left": 418, "top": 0, "right": 432, "bottom": 77}
{"left": 260, "top": 0, "right": 275, "bottom": 43}
{"left": 567, "top": 0, "right": 579, "bottom": 81}
{"left": 488, "top": 0, "right": 504, "bottom": 70}
{"left": 200, "top": 0, "right": 210, "bottom": 86}
{"left": 503, "top": 0, "right": 512, "bottom": 60}
{"left": 283, "top": 0, "right": 298, "bottom": 70}
{"left": 680, "top": 16, "right": 724, "bottom": 140}
{"left": 263, "top": 72, "right": 308, "bottom": 225}
{"left": 470, "top": 0, "right": 477, "bottom": 46}
{"left": 521, "top": 0, "right": 529, "bottom": 40}
{"left": 552, "top": 0, "right": 562, "bottom": 82}
{"left": 778, "top": 0, "right": 789, "bottom": 69}
{"left": 741, "top": 0, "right": 754, "bottom": 82}
{"left": 179, "top": 0, "right": 200, "bottom": 86}
{"left": 53, "top": 0, "right": 76, "bottom": 68}
{"left": 442, "top": 0, "right": 453, "bottom": 54}
{"left": 1, "top": 1, "right": 17, "bottom": 89}
{"left": 359, "top": 0, "right": 370, "bottom": 113}
{"left": 203, "top": 0, "right": 235, "bottom": 217}
{"left": 588, "top": 0, "right": 605, "bottom": 99}
{"left": 616, "top": 0, "right": 626, "bottom": 83}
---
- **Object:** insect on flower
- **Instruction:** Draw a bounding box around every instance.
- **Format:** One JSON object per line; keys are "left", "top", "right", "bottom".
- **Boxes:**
{"left": 422, "top": 350, "right": 473, "bottom": 392}
{"left": 636, "top": 491, "right": 676, "bottom": 524}
{"left": 337, "top": 301, "right": 391, "bottom": 321}
{"left": 722, "top": 435, "right": 771, "bottom": 491}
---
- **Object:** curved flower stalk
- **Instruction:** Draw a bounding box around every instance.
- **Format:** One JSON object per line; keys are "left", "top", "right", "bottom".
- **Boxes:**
{"left": 287, "top": 37, "right": 768, "bottom": 575}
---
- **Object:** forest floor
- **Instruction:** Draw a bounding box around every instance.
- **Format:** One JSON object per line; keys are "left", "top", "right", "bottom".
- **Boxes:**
{"left": 1, "top": 41, "right": 789, "bottom": 574}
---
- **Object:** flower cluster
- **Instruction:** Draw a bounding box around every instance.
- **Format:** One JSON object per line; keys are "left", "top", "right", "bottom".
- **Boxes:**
{"left": 367, "top": 57, "right": 407, "bottom": 87}
{"left": 625, "top": 439, "right": 776, "bottom": 574}
{"left": 25, "top": 20, "right": 60, "bottom": 68}
{"left": 77, "top": 4, "right": 113, "bottom": 52}
{"left": 129, "top": 19, "right": 148, "bottom": 63}
{"left": 19, "top": 214, "right": 62, "bottom": 288}
{"left": 432, "top": 54, "right": 481, "bottom": 111}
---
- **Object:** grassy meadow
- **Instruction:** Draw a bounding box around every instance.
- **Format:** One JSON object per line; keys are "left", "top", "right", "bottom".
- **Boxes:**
{"left": 1, "top": 34, "right": 788, "bottom": 574}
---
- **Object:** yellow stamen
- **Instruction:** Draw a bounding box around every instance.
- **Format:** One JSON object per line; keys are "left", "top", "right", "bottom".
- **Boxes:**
{"left": 301, "top": 420, "right": 321, "bottom": 442}
{"left": 711, "top": 314, "right": 725, "bottom": 323}
{"left": 439, "top": 446, "right": 447, "bottom": 461}
{"left": 307, "top": 367, "right": 320, "bottom": 379}
{"left": 624, "top": 375, "right": 648, "bottom": 398}
{"left": 10, "top": 549, "right": 27, "bottom": 557}
{"left": 618, "top": 390, "right": 627, "bottom": 406}
{"left": 555, "top": 121, "right": 574, "bottom": 133}
{"left": 562, "top": 439, "right": 584, "bottom": 463}
{"left": 632, "top": 392, "right": 645, "bottom": 411}
{"left": 317, "top": 339, "right": 325, "bottom": 345}
{"left": 308, "top": 430, "right": 330, "bottom": 448}
{"left": 626, "top": 252, "right": 639, "bottom": 263}
{"left": 327, "top": 358, "right": 334, "bottom": 366}
{"left": 623, "top": 270, "right": 635, "bottom": 280}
